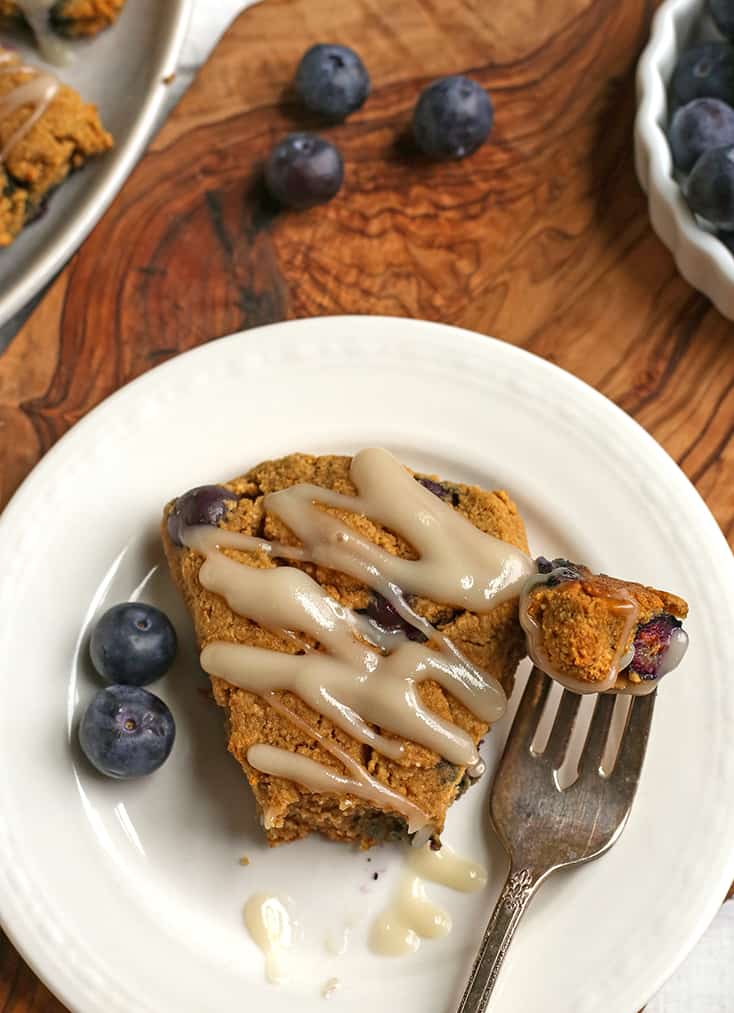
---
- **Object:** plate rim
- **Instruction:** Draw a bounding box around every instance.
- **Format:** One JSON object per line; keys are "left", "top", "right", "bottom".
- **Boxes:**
{"left": 1, "top": 314, "right": 733, "bottom": 1012}
{"left": 0, "top": 0, "right": 192, "bottom": 327}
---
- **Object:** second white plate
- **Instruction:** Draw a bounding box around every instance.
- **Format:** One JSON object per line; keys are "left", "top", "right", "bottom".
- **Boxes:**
{"left": 0, "top": 0, "right": 190, "bottom": 326}
{"left": 1, "top": 316, "right": 733, "bottom": 1013}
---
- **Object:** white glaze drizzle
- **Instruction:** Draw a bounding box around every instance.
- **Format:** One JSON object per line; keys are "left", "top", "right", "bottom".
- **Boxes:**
{"left": 16, "top": 1, "right": 73, "bottom": 65}
{"left": 408, "top": 842, "right": 488, "bottom": 891}
{"left": 369, "top": 844, "right": 487, "bottom": 957}
{"left": 243, "top": 893, "right": 296, "bottom": 985}
{"left": 0, "top": 47, "right": 59, "bottom": 163}
{"left": 321, "top": 978, "right": 341, "bottom": 999}
{"left": 251, "top": 691, "right": 431, "bottom": 832}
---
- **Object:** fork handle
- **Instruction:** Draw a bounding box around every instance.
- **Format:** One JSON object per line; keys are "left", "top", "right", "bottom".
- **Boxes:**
{"left": 456, "top": 864, "right": 543, "bottom": 1013}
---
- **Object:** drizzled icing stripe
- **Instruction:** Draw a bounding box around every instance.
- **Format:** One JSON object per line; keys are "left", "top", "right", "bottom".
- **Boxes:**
{"left": 250, "top": 692, "right": 431, "bottom": 833}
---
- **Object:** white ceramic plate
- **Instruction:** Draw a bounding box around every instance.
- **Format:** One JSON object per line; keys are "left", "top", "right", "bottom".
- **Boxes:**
{"left": 1, "top": 316, "right": 733, "bottom": 1013}
{"left": 0, "top": 0, "right": 191, "bottom": 326}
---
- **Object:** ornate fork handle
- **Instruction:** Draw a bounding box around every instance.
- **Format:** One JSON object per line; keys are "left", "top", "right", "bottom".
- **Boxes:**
{"left": 456, "top": 864, "right": 544, "bottom": 1013}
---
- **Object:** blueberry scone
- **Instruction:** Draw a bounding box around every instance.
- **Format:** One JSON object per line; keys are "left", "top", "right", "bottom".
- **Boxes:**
{"left": 162, "top": 449, "right": 533, "bottom": 848}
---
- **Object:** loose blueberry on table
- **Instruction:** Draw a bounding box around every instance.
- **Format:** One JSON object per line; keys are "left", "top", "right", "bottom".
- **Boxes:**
{"left": 295, "top": 43, "right": 370, "bottom": 121}
{"left": 265, "top": 133, "right": 344, "bottom": 209}
{"left": 79, "top": 685, "right": 176, "bottom": 779}
{"left": 90, "top": 601, "right": 177, "bottom": 686}
{"left": 412, "top": 75, "right": 494, "bottom": 159}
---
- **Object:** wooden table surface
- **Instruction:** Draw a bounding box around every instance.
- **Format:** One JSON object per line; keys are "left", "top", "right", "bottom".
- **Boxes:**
{"left": 1, "top": 0, "right": 732, "bottom": 1009}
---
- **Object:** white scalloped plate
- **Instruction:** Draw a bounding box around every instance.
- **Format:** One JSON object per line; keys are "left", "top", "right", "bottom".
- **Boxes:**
{"left": 1, "top": 317, "right": 733, "bottom": 1013}
{"left": 635, "top": 0, "right": 734, "bottom": 319}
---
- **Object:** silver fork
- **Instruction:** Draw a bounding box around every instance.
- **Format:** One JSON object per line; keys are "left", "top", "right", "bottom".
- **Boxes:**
{"left": 457, "top": 667, "right": 656, "bottom": 1012}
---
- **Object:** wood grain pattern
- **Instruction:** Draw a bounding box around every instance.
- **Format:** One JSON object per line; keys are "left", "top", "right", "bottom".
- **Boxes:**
{"left": 0, "top": 0, "right": 732, "bottom": 1009}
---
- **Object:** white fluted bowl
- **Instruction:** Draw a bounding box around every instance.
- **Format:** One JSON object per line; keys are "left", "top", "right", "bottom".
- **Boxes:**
{"left": 635, "top": 0, "right": 734, "bottom": 318}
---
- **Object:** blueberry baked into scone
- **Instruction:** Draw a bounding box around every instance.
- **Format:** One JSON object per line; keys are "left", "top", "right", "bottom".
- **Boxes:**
{"left": 162, "top": 448, "right": 689, "bottom": 848}
{"left": 0, "top": 0, "right": 126, "bottom": 37}
{"left": 0, "top": 45, "right": 112, "bottom": 246}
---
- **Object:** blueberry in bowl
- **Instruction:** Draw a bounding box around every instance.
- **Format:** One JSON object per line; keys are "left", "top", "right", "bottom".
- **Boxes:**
{"left": 669, "top": 41, "right": 734, "bottom": 108}
{"left": 79, "top": 685, "right": 175, "bottom": 779}
{"left": 295, "top": 43, "right": 370, "bottom": 121}
{"left": 668, "top": 98, "right": 734, "bottom": 171}
{"left": 686, "top": 144, "right": 734, "bottom": 227}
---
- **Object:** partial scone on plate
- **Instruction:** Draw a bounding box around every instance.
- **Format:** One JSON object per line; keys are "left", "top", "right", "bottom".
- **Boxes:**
{"left": 0, "top": 46, "right": 112, "bottom": 246}
{"left": 0, "top": 0, "right": 127, "bottom": 37}
{"left": 162, "top": 449, "right": 690, "bottom": 849}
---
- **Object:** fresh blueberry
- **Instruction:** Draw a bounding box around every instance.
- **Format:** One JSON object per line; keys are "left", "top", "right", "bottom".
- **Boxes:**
{"left": 79, "top": 685, "right": 175, "bottom": 779}
{"left": 167, "top": 484, "right": 238, "bottom": 546}
{"left": 627, "top": 614, "right": 683, "bottom": 680}
{"left": 90, "top": 602, "right": 177, "bottom": 686}
{"left": 669, "top": 43, "right": 734, "bottom": 109}
{"left": 295, "top": 43, "right": 370, "bottom": 121}
{"left": 686, "top": 144, "right": 734, "bottom": 227}
{"left": 668, "top": 98, "right": 734, "bottom": 172}
{"left": 357, "top": 593, "right": 428, "bottom": 642}
{"left": 412, "top": 75, "right": 493, "bottom": 159}
{"left": 265, "top": 133, "right": 344, "bottom": 209}
{"left": 709, "top": 0, "right": 734, "bottom": 41}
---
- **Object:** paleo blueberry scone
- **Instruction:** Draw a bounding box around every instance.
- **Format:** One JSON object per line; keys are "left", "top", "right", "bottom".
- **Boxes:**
{"left": 162, "top": 450, "right": 532, "bottom": 848}
{"left": 0, "top": 46, "right": 112, "bottom": 246}
{"left": 0, "top": 0, "right": 127, "bottom": 38}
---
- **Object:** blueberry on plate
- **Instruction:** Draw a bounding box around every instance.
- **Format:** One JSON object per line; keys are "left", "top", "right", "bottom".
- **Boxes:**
{"left": 669, "top": 42, "right": 734, "bottom": 108}
{"left": 167, "top": 484, "right": 238, "bottom": 546}
{"left": 668, "top": 98, "right": 734, "bottom": 172}
{"left": 90, "top": 602, "right": 177, "bottom": 686}
{"left": 709, "top": 0, "right": 734, "bottom": 42}
{"left": 412, "top": 75, "right": 493, "bottom": 159}
{"left": 686, "top": 144, "right": 734, "bottom": 228}
{"left": 79, "top": 685, "right": 175, "bottom": 779}
{"left": 265, "top": 133, "right": 344, "bottom": 209}
{"left": 295, "top": 43, "right": 370, "bottom": 121}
